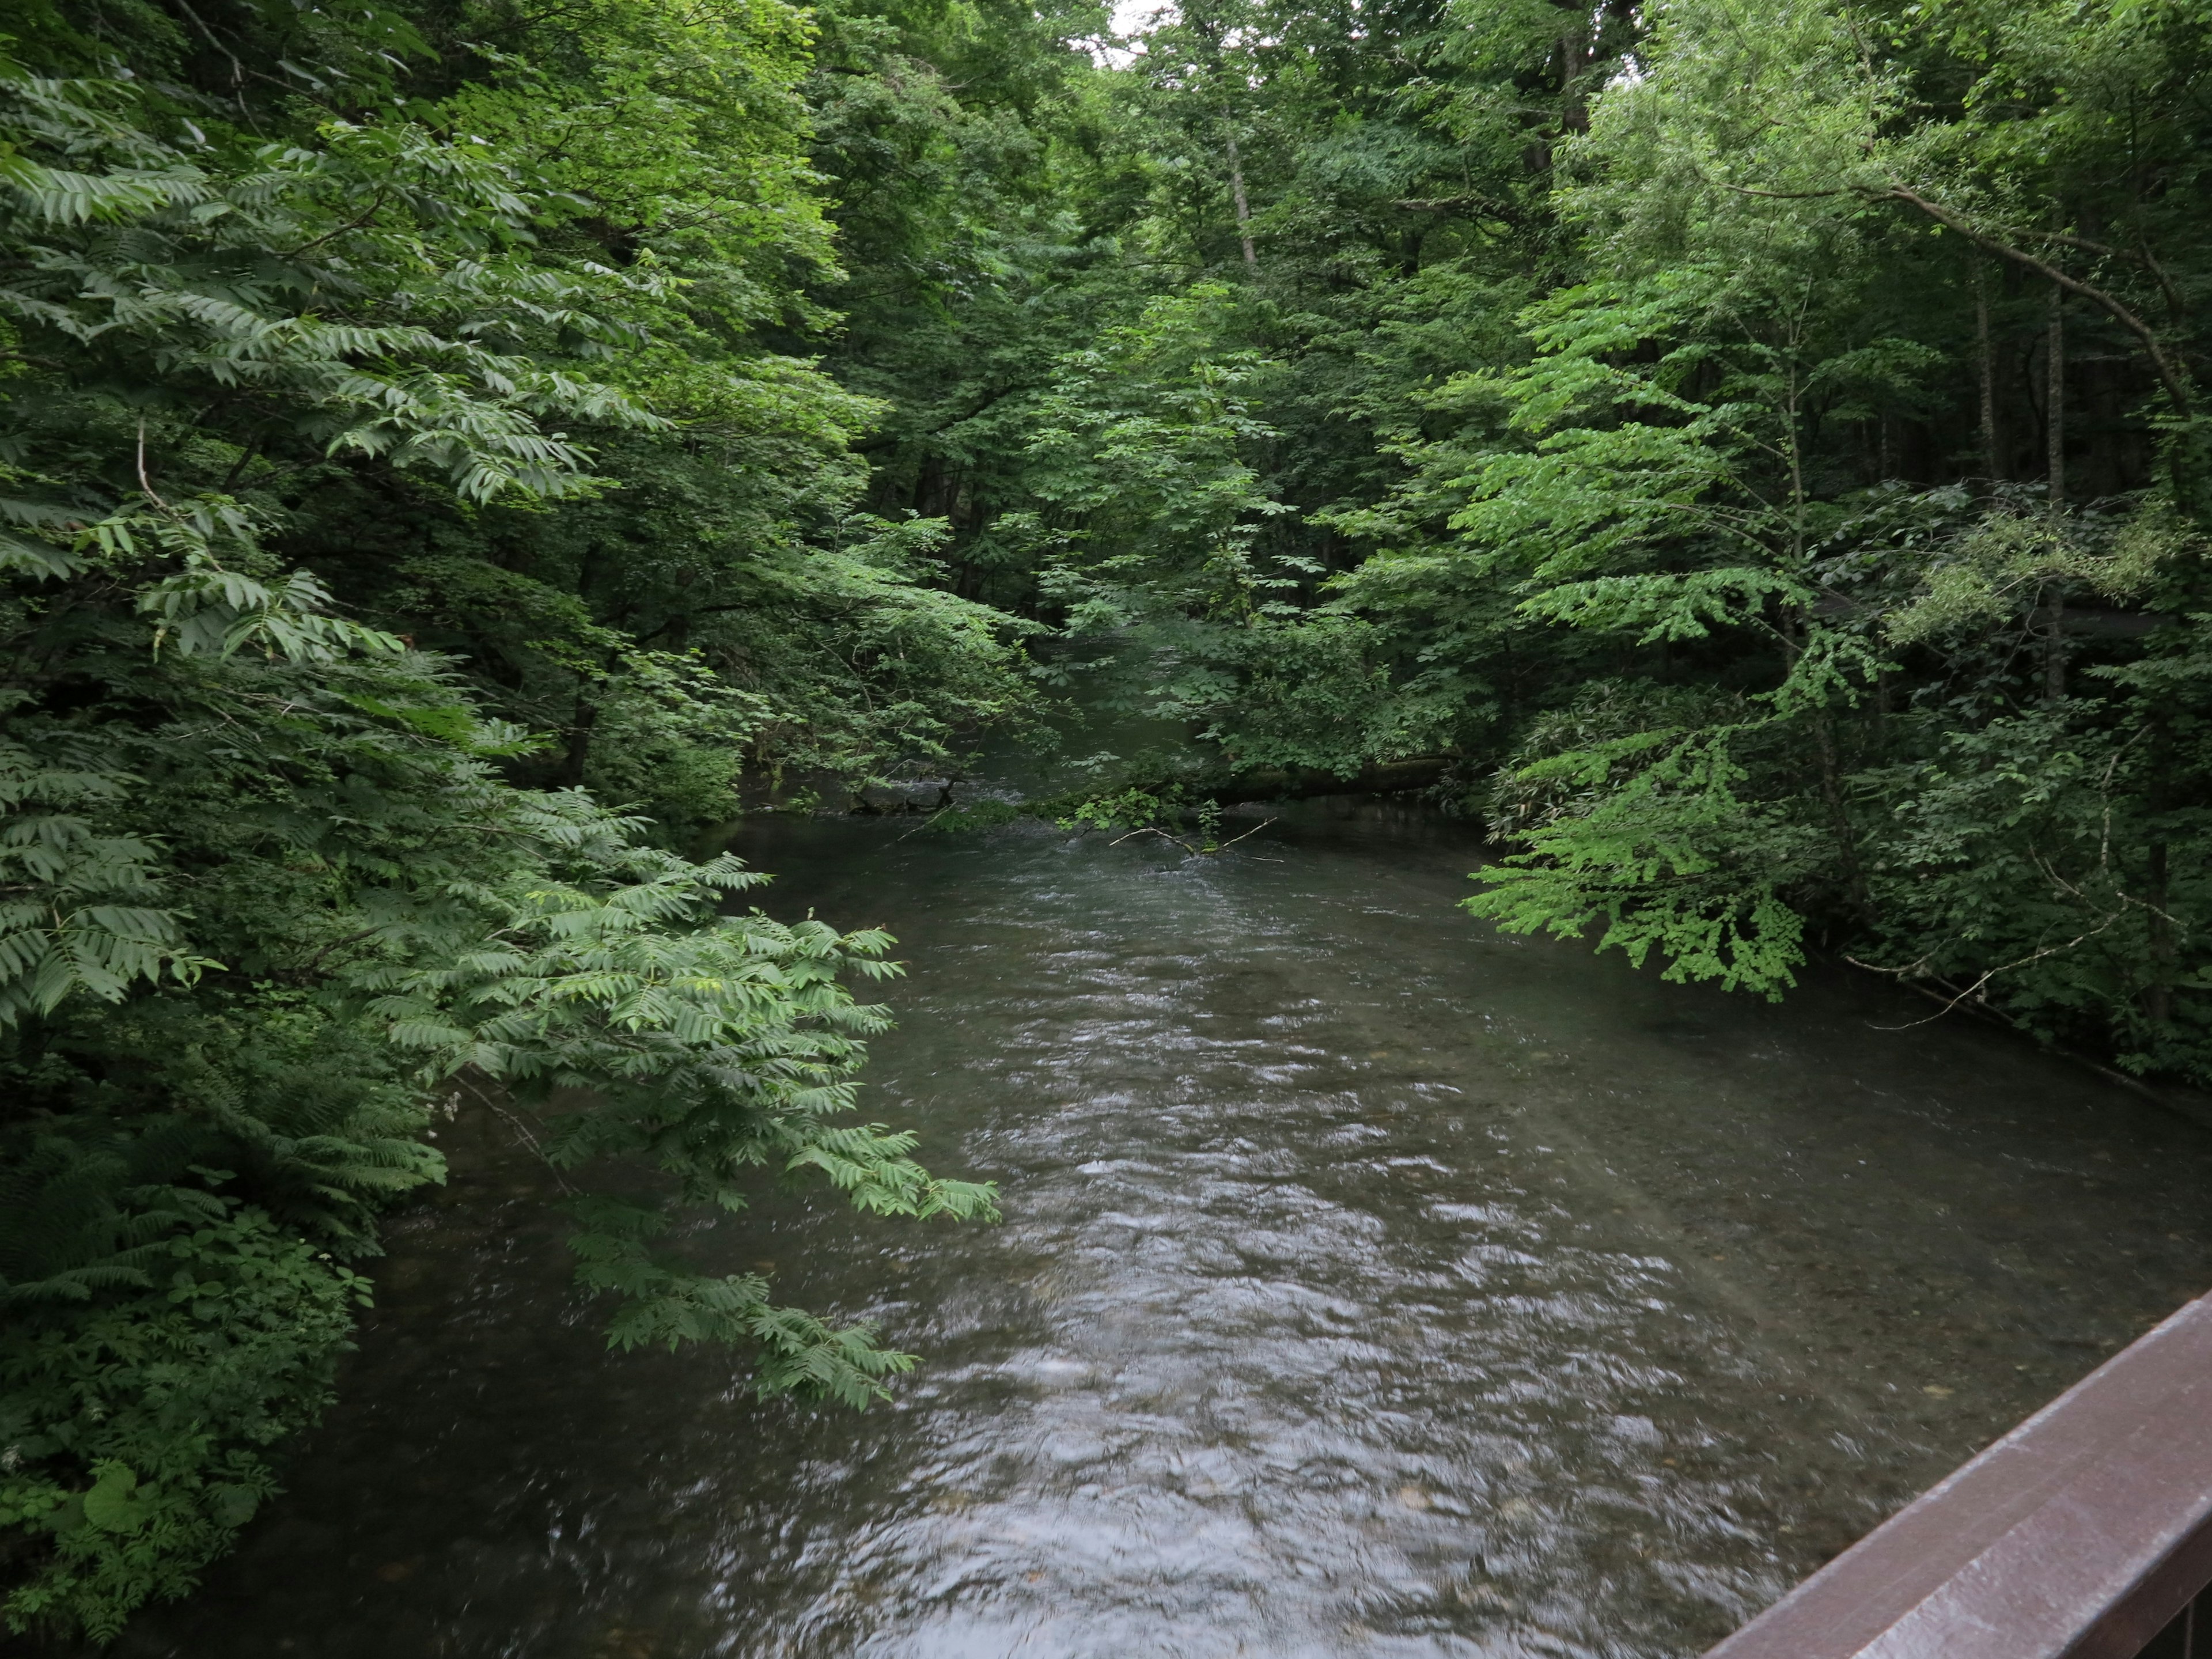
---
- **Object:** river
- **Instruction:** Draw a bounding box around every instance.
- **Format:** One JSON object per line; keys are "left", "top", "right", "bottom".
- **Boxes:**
{"left": 111, "top": 799, "right": 2212, "bottom": 1658}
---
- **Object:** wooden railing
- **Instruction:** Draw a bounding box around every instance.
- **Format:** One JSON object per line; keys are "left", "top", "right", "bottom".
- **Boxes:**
{"left": 1706, "top": 1293, "right": 2212, "bottom": 1659}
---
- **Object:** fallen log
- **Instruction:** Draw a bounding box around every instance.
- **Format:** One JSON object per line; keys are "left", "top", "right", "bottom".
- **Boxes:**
{"left": 1009, "top": 753, "right": 1458, "bottom": 820}
{"left": 1196, "top": 754, "right": 1455, "bottom": 804}
{"left": 869, "top": 755, "right": 1462, "bottom": 828}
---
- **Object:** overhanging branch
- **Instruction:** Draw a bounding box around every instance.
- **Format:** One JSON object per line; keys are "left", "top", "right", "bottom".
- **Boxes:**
{"left": 1869, "top": 184, "right": 2194, "bottom": 419}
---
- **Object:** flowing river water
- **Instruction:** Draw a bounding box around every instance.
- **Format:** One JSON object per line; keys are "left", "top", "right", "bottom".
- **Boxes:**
{"left": 113, "top": 800, "right": 2212, "bottom": 1659}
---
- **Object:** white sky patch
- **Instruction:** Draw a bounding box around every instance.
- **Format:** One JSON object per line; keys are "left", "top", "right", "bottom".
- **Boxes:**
{"left": 1092, "top": 0, "right": 1175, "bottom": 66}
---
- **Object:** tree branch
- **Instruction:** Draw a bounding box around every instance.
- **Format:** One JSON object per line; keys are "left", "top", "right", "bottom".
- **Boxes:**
{"left": 1719, "top": 184, "right": 1847, "bottom": 200}
{"left": 1869, "top": 184, "right": 2193, "bottom": 418}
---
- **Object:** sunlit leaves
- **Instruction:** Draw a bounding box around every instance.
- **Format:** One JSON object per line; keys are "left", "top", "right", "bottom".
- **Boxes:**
{"left": 1469, "top": 721, "right": 1824, "bottom": 997}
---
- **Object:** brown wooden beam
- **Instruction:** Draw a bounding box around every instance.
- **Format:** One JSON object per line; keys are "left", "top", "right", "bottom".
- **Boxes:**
{"left": 1706, "top": 1294, "right": 2212, "bottom": 1659}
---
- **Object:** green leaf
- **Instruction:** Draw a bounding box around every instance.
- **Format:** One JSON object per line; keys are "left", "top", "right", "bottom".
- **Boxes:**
{"left": 79, "top": 1465, "right": 147, "bottom": 1535}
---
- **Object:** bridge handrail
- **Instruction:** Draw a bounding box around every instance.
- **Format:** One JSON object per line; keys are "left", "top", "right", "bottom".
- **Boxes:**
{"left": 1706, "top": 1293, "right": 2212, "bottom": 1659}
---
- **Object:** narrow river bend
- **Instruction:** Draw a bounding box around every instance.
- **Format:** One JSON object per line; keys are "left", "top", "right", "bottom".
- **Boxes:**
{"left": 119, "top": 802, "right": 2212, "bottom": 1659}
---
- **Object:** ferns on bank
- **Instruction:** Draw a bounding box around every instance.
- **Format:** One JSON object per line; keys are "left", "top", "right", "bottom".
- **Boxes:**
{"left": 0, "top": 7, "right": 1003, "bottom": 1639}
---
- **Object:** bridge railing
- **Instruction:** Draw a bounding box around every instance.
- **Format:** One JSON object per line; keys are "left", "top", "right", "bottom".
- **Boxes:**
{"left": 1705, "top": 1293, "right": 2212, "bottom": 1659}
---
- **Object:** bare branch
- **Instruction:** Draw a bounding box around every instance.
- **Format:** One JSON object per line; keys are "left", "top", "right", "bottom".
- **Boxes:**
{"left": 1214, "top": 816, "right": 1278, "bottom": 850}
{"left": 134, "top": 421, "right": 170, "bottom": 511}
{"left": 455, "top": 1076, "right": 577, "bottom": 1194}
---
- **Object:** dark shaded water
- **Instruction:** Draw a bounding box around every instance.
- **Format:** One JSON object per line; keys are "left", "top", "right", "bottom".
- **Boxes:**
{"left": 113, "top": 802, "right": 2212, "bottom": 1658}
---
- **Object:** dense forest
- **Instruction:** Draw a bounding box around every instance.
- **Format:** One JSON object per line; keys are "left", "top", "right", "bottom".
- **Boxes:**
{"left": 3, "top": 0, "right": 2209, "bottom": 1638}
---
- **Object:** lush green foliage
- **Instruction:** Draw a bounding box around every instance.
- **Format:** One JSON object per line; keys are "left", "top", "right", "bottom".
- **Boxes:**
{"left": 9, "top": 0, "right": 2212, "bottom": 1638}
{"left": 0, "top": 0, "right": 1009, "bottom": 1638}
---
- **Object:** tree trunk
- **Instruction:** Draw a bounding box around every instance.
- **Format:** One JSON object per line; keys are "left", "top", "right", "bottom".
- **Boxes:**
{"left": 2145, "top": 839, "right": 2175, "bottom": 1028}
{"left": 1225, "top": 130, "right": 1256, "bottom": 271}
{"left": 2047, "top": 281, "right": 2066, "bottom": 509}
{"left": 560, "top": 686, "right": 599, "bottom": 786}
{"left": 2044, "top": 281, "right": 2068, "bottom": 703}
{"left": 1975, "top": 260, "right": 2000, "bottom": 479}
{"left": 1812, "top": 710, "right": 1872, "bottom": 922}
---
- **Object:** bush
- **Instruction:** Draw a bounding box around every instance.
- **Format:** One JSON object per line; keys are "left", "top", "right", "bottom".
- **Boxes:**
{"left": 0, "top": 1204, "right": 367, "bottom": 1641}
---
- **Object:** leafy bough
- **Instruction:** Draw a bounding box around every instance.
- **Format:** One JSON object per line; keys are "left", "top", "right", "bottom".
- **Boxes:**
{"left": 1469, "top": 719, "right": 1828, "bottom": 997}
{"left": 363, "top": 849, "right": 998, "bottom": 1406}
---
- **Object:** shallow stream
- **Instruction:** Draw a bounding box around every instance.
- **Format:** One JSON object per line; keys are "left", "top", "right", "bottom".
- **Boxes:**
{"left": 116, "top": 801, "right": 2212, "bottom": 1658}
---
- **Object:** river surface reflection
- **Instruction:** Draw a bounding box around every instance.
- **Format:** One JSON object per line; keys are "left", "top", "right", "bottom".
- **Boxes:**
{"left": 113, "top": 801, "right": 2212, "bottom": 1658}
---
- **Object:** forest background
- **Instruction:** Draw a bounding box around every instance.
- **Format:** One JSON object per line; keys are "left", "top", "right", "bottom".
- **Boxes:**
{"left": 3, "top": 0, "right": 2209, "bottom": 1639}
